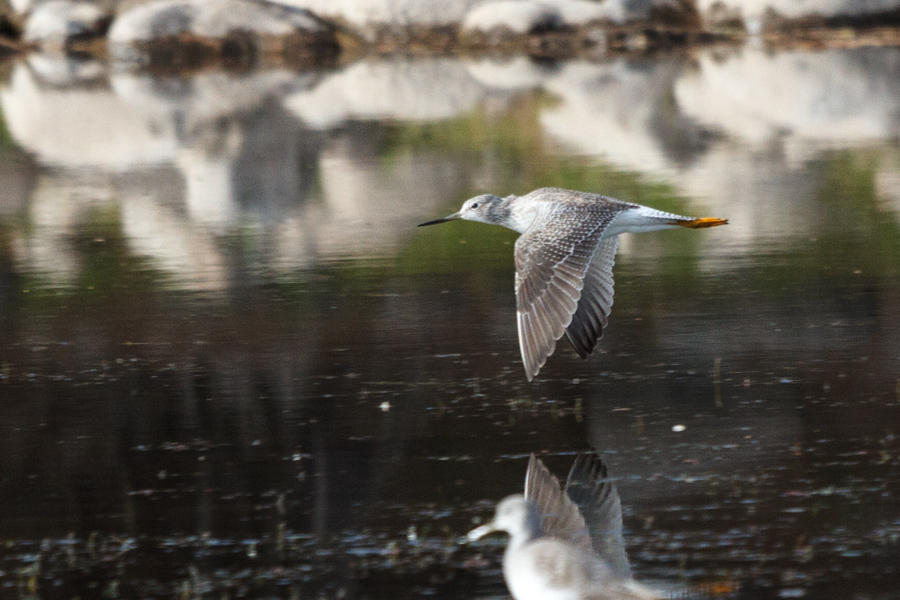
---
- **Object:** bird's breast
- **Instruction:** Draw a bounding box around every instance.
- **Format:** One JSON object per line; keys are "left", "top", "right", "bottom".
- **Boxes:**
{"left": 506, "top": 203, "right": 542, "bottom": 234}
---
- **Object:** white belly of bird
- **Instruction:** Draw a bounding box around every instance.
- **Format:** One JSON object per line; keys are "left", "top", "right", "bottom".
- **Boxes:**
{"left": 505, "top": 569, "right": 581, "bottom": 600}
{"left": 504, "top": 545, "right": 584, "bottom": 600}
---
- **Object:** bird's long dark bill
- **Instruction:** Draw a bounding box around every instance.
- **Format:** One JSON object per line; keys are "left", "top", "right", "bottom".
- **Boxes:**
{"left": 417, "top": 215, "right": 460, "bottom": 227}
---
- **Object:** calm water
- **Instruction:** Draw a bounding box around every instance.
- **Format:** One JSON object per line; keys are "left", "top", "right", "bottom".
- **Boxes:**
{"left": 0, "top": 47, "right": 899, "bottom": 599}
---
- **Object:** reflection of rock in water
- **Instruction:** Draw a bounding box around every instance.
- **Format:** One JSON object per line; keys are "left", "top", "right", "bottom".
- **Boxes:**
{"left": 293, "top": 124, "right": 473, "bottom": 259}
{"left": 675, "top": 47, "right": 900, "bottom": 150}
{"left": 527, "top": 48, "right": 900, "bottom": 249}
{"left": 539, "top": 58, "right": 711, "bottom": 175}
{"left": 667, "top": 46, "right": 900, "bottom": 245}
{"left": 4, "top": 47, "right": 900, "bottom": 290}
{"left": 464, "top": 55, "right": 561, "bottom": 90}
{"left": 0, "top": 55, "right": 474, "bottom": 289}
{"left": 0, "top": 59, "right": 179, "bottom": 169}
{"left": 284, "top": 57, "right": 489, "bottom": 128}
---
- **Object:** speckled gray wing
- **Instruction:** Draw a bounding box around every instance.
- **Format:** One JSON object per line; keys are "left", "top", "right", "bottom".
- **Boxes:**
{"left": 565, "top": 237, "right": 618, "bottom": 359}
{"left": 524, "top": 455, "right": 592, "bottom": 552}
{"left": 565, "top": 452, "right": 632, "bottom": 580}
{"left": 514, "top": 203, "right": 620, "bottom": 380}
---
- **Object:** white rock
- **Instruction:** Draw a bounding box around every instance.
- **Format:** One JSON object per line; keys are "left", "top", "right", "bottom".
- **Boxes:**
{"left": 462, "top": 1, "right": 561, "bottom": 34}
{"left": 23, "top": 1, "right": 108, "bottom": 47}
{"left": 697, "top": 0, "right": 900, "bottom": 25}
{"left": 672, "top": 140, "right": 823, "bottom": 249}
{"left": 667, "top": 47, "right": 900, "bottom": 245}
{"left": 275, "top": 0, "right": 487, "bottom": 28}
{"left": 542, "top": 0, "right": 629, "bottom": 24}
{"left": 108, "top": 0, "right": 330, "bottom": 47}
{"left": 463, "top": 0, "right": 645, "bottom": 31}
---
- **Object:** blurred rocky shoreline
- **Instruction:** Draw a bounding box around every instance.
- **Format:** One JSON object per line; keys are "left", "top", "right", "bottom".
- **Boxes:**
{"left": 0, "top": 0, "right": 898, "bottom": 68}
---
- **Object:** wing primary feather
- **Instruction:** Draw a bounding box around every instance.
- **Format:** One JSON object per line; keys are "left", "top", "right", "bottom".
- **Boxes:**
{"left": 513, "top": 197, "right": 624, "bottom": 379}
{"left": 565, "top": 451, "right": 632, "bottom": 580}
{"left": 525, "top": 455, "right": 592, "bottom": 552}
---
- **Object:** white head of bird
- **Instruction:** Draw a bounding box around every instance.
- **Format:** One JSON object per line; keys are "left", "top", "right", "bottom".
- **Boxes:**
{"left": 467, "top": 495, "right": 543, "bottom": 545}
{"left": 418, "top": 194, "right": 534, "bottom": 231}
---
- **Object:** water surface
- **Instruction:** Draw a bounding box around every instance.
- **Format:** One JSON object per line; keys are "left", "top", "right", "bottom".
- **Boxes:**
{"left": 0, "top": 47, "right": 899, "bottom": 599}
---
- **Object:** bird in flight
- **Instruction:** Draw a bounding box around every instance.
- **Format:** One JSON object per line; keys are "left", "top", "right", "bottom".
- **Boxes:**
{"left": 419, "top": 187, "right": 727, "bottom": 380}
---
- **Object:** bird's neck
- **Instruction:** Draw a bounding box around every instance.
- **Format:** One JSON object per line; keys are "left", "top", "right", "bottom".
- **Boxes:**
{"left": 501, "top": 196, "right": 539, "bottom": 234}
{"left": 506, "top": 508, "right": 544, "bottom": 555}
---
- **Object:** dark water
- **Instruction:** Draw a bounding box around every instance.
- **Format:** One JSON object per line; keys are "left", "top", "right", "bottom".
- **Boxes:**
{"left": 0, "top": 47, "right": 899, "bottom": 599}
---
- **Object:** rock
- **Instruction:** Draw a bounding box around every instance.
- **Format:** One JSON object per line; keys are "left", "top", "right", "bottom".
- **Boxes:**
{"left": 275, "top": 0, "right": 487, "bottom": 29}
{"left": 696, "top": 0, "right": 900, "bottom": 29}
{"left": 461, "top": 0, "right": 629, "bottom": 34}
{"left": 462, "top": 1, "right": 561, "bottom": 34}
{"left": 542, "top": 0, "right": 629, "bottom": 24}
{"left": 107, "top": 0, "right": 338, "bottom": 65}
{"left": 23, "top": 0, "right": 110, "bottom": 49}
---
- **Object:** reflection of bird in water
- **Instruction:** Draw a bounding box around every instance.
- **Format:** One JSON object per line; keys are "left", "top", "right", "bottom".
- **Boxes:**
{"left": 467, "top": 452, "right": 660, "bottom": 600}
{"left": 419, "top": 188, "right": 727, "bottom": 380}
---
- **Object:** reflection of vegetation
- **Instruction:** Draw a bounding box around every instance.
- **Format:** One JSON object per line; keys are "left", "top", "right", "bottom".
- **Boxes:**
{"left": 746, "top": 150, "right": 900, "bottom": 299}
{"left": 815, "top": 150, "right": 900, "bottom": 278}
{"left": 74, "top": 207, "right": 169, "bottom": 297}
{"left": 0, "top": 104, "right": 15, "bottom": 152}
{"left": 0, "top": 207, "right": 171, "bottom": 312}
{"left": 383, "top": 94, "right": 545, "bottom": 174}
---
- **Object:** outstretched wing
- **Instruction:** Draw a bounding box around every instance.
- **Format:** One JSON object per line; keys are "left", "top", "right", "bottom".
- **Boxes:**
{"left": 524, "top": 454, "right": 591, "bottom": 551}
{"left": 514, "top": 201, "right": 621, "bottom": 380}
{"left": 565, "top": 452, "right": 632, "bottom": 580}
{"left": 565, "top": 236, "right": 618, "bottom": 358}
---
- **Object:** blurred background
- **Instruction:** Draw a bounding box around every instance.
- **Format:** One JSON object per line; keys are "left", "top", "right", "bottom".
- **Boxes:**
{"left": 0, "top": 0, "right": 899, "bottom": 598}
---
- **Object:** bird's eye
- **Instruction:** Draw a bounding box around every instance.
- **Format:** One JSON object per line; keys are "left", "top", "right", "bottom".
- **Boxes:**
{"left": 471, "top": 203, "right": 479, "bottom": 209}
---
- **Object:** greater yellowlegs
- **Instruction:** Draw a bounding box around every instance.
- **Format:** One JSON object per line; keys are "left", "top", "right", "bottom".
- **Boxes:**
{"left": 418, "top": 188, "right": 727, "bottom": 380}
{"left": 467, "top": 452, "right": 659, "bottom": 600}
